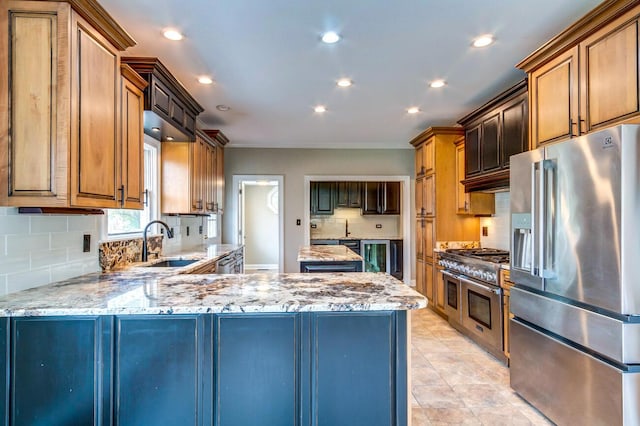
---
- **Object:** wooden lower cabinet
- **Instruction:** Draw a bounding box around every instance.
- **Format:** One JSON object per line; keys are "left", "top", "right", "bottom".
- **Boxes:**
{"left": 0, "top": 312, "right": 409, "bottom": 425}
{"left": 434, "top": 265, "right": 446, "bottom": 315}
{"left": 425, "top": 261, "right": 434, "bottom": 305}
{"left": 416, "top": 259, "right": 425, "bottom": 295}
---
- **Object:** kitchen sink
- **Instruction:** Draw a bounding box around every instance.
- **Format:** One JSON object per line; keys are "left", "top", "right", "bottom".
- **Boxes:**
{"left": 145, "top": 259, "right": 198, "bottom": 268}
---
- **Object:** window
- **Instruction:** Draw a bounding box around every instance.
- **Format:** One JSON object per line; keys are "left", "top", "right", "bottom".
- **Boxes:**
{"left": 107, "top": 137, "right": 160, "bottom": 236}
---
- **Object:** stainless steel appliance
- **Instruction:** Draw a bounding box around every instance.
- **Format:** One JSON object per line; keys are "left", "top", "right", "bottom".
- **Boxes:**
{"left": 509, "top": 124, "right": 640, "bottom": 425}
{"left": 361, "top": 240, "right": 390, "bottom": 273}
{"left": 438, "top": 248, "right": 509, "bottom": 363}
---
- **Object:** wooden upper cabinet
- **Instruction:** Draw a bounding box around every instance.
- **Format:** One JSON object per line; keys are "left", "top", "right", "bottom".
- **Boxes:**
{"left": 530, "top": 47, "right": 579, "bottom": 146}
{"left": 458, "top": 79, "right": 528, "bottom": 192}
{"left": 519, "top": 0, "right": 640, "bottom": 147}
{"left": 120, "top": 65, "right": 147, "bottom": 209}
{"left": 580, "top": 16, "right": 640, "bottom": 132}
{"left": 415, "top": 144, "right": 425, "bottom": 177}
{"left": 455, "top": 138, "right": 494, "bottom": 216}
{"left": 423, "top": 138, "right": 435, "bottom": 175}
{"left": 0, "top": 0, "right": 136, "bottom": 208}
{"left": 202, "top": 129, "right": 228, "bottom": 214}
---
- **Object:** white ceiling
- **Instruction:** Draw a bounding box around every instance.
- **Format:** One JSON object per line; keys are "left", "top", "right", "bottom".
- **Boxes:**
{"left": 100, "top": 0, "right": 602, "bottom": 149}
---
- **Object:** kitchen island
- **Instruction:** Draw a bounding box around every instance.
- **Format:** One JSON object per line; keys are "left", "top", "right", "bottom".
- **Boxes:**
{"left": 297, "top": 244, "right": 364, "bottom": 272}
{"left": 0, "top": 270, "right": 425, "bottom": 425}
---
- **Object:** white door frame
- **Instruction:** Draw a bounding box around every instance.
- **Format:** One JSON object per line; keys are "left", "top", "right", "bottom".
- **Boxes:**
{"left": 232, "top": 175, "right": 285, "bottom": 272}
{"left": 304, "top": 175, "right": 411, "bottom": 285}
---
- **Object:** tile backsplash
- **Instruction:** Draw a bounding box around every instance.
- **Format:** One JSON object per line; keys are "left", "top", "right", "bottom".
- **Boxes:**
{"left": 0, "top": 207, "right": 100, "bottom": 296}
{"left": 311, "top": 208, "right": 401, "bottom": 239}
{"left": 160, "top": 215, "right": 209, "bottom": 253}
{"left": 480, "top": 192, "right": 510, "bottom": 250}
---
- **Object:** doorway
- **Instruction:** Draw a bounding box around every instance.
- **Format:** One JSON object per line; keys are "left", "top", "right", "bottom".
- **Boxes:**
{"left": 234, "top": 175, "right": 284, "bottom": 273}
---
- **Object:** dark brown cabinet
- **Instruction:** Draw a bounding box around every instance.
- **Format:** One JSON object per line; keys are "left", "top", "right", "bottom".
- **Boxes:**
{"left": 458, "top": 79, "right": 528, "bottom": 192}
{"left": 310, "top": 182, "right": 335, "bottom": 215}
{"left": 362, "top": 182, "right": 401, "bottom": 215}
{"left": 336, "top": 182, "right": 361, "bottom": 208}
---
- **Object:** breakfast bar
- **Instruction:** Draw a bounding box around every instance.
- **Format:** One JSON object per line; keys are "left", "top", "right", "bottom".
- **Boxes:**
{"left": 0, "top": 270, "right": 425, "bottom": 425}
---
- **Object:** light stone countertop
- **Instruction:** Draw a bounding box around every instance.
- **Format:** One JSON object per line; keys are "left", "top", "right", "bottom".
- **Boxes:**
{"left": 139, "top": 243, "right": 244, "bottom": 273}
{"left": 0, "top": 271, "right": 426, "bottom": 317}
{"left": 297, "top": 245, "right": 364, "bottom": 262}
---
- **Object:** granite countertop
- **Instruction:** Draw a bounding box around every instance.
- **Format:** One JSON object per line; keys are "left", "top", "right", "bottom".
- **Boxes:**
{"left": 0, "top": 272, "right": 426, "bottom": 317}
{"left": 310, "top": 237, "right": 402, "bottom": 241}
{"left": 130, "top": 243, "right": 243, "bottom": 273}
{"left": 297, "top": 245, "right": 363, "bottom": 262}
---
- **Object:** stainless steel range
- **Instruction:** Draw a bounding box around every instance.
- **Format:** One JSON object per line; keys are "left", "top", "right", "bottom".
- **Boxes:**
{"left": 438, "top": 248, "right": 509, "bottom": 363}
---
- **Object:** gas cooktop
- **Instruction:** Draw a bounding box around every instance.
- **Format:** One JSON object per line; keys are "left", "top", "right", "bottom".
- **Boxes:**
{"left": 445, "top": 248, "right": 509, "bottom": 264}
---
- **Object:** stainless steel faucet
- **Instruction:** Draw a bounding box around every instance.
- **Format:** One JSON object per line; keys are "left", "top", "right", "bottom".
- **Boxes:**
{"left": 142, "top": 220, "right": 174, "bottom": 262}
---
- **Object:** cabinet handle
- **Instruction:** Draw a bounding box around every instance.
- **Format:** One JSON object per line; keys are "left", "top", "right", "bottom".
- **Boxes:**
{"left": 569, "top": 119, "right": 575, "bottom": 137}
{"left": 118, "top": 185, "right": 125, "bottom": 207}
{"left": 578, "top": 117, "right": 585, "bottom": 135}
{"left": 143, "top": 189, "right": 149, "bottom": 207}
{"left": 465, "top": 201, "right": 469, "bottom": 212}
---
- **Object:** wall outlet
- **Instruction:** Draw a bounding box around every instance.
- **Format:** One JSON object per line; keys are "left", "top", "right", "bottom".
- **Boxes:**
{"left": 83, "top": 234, "right": 91, "bottom": 252}
{"left": 186, "top": 226, "right": 190, "bottom": 236}
{"left": 482, "top": 226, "right": 489, "bottom": 236}
{"left": 310, "top": 223, "right": 317, "bottom": 228}
{"left": 376, "top": 224, "right": 382, "bottom": 229}
{"left": 296, "top": 219, "right": 301, "bottom": 226}
{"left": 199, "top": 225, "right": 203, "bottom": 235}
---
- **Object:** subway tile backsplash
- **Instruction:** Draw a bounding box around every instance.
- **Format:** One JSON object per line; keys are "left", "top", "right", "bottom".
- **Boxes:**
{"left": 0, "top": 207, "right": 100, "bottom": 296}
{"left": 311, "top": 208, "right": 401, "bottom": 239}
{"left": 480, "top": 192, "right": 510, "bottom": 250}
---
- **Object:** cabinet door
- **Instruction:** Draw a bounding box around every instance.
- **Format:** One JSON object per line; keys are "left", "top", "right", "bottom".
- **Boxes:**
{"left": 455, "top": 142, "right": 468, "bottom": 213}
{"left": 120, "top": 72, "right": 144, "bottom": 209}
{"left": 465, "top": 125, "right": 481, "bottom": 176}
{"left": 415, "top": 217, "right": 424, "bottom": 261}
{"left": 115, "top": 315, "right": 208, "bottom": 426}
{"left": 424, "top": 217, "right": 434, "bottom": 260}
{"left": 530, "top": 46, "right": 579, "bottom": 147}
{"left": 424, "top": 175, "right": 434, "bottom": 216}
{"left": 71, "top": 14, "right": 120, "bottom": 208}
{"left": 216, "top": 145, "right": 224, "bottom": 212}
{"left": 481, "top": 113, "right": 500, "bottom": 172}
{"left": 311, "top": 312, "right": 398, "bottom": 425}
{"left": 362, "top": 181, "right": 380, "bottom": 215}
{"left": 435, "top": 268, "right": 445, "bottom": 313}
{"left": 415, "top": 177, "right": 424, "bottom": 217}
{"left": 423, "top": 138, "right": 435, "bottom": 175}
{"left": 310, "top": 182, "right": 334, "bottom": 215}
{"left": 425, "top": 261, "right": 434, "bottom": 304}
{"left": 215, "top": 314, "right": 299, "bottom": 426}
{"left": 1, "top": 2, "right": 69, "bottom": 207}
{"left": 415, "top": 144, "right": 425, "bottom": 177}
{"left": 416, "top": 259, "right": 425, "bottom": 296}
{"left": 501, "top": 93, "right": 528, "bottom": 168}
{"left": 381, "top": 182, "right": 401, "bottom": 215}
{"left": 347, "top": 182, "right": 361, "bottom": 207}
{"left": 10, "top": 316, "right": 112, "bottom": 426}
{"left": 204, "top": 142, "right": 216, "bottom": 213}
{"left": 580, "top": 17, "right": 640, "bottom": 133}
{"left": 390, "top": 239, "right": 403, "bottom": 280}
{"left": 190, "top": 137, "right": 204, "bottom": 212}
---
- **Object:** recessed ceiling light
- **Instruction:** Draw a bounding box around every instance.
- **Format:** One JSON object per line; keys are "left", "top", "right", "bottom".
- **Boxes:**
{"left": 216, "top": 104, "right": 231, "bottom": 112}
{"left": 407, "top": 107, "right": 420, "bottom": 114}
{"left": 430, "top": 80, "right": 446, "bottom": 88}
{"left": 472, "top": 34, "right": 494, "bottom": 48}
{"left": 314, "top": 105, "right": 327, "bottom": 113}
{"left": 166, "top": 136, "right": 174, "bottom": 141}
{"left": 163, "top": 29, "right": 183, "bottom": 41}
{"left": 321, "top": 31, "right": 340, "bottom": 44}
{"left": 151, "top": 127, "right": 160, "bottom": 132}
{"left": 337, "top": 78, "right": 352, "bottom": 87}
{"left": 198, "top": 76, "right": 213, "bottom": 85}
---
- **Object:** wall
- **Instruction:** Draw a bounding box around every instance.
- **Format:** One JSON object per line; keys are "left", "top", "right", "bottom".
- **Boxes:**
{"left": 0, "top": 207, "right": 100, "bottom": 296}
{"left": 244, "top": 184, "right": 279, "bottom": 267}
{"left": 223, "top": 148, "right": 414, "bottom": 273}
{"left": 480, "top": 192, "right": 510, "bottom": 250}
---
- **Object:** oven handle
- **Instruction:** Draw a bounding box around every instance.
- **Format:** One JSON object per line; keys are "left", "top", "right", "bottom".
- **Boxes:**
{"left": 458, "top": 275, "right": 501, "bottom": 295}
{"left": 440, "top": 270, "right": 460, "bottom": 280}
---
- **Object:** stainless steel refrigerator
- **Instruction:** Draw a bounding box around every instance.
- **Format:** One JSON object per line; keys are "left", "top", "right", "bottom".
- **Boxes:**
{"left": 509, "top": 124, "right": 640, "bottom": 425}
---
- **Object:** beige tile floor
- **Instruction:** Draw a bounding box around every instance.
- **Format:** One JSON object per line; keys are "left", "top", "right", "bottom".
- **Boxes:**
{"left": 410, "top": 308, "right": 554, "bottom": 425}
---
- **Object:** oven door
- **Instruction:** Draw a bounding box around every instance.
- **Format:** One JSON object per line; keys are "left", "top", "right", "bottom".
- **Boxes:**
{"left": 460, "top": 276, "right": 503, "bottom": 353}
{"left": 441, "top": 270, "right": 462, "bottom": 325}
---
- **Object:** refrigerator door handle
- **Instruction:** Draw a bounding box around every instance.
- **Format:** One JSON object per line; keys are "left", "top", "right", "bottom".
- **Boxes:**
{"left": 531, "top": 161, "right": 541, "bottom": 277}
{"left": 537, "top": 160, "right": 546, "bottom": 279}
{"left": 542, "top": 159, "right": 556, "bottom": 279}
